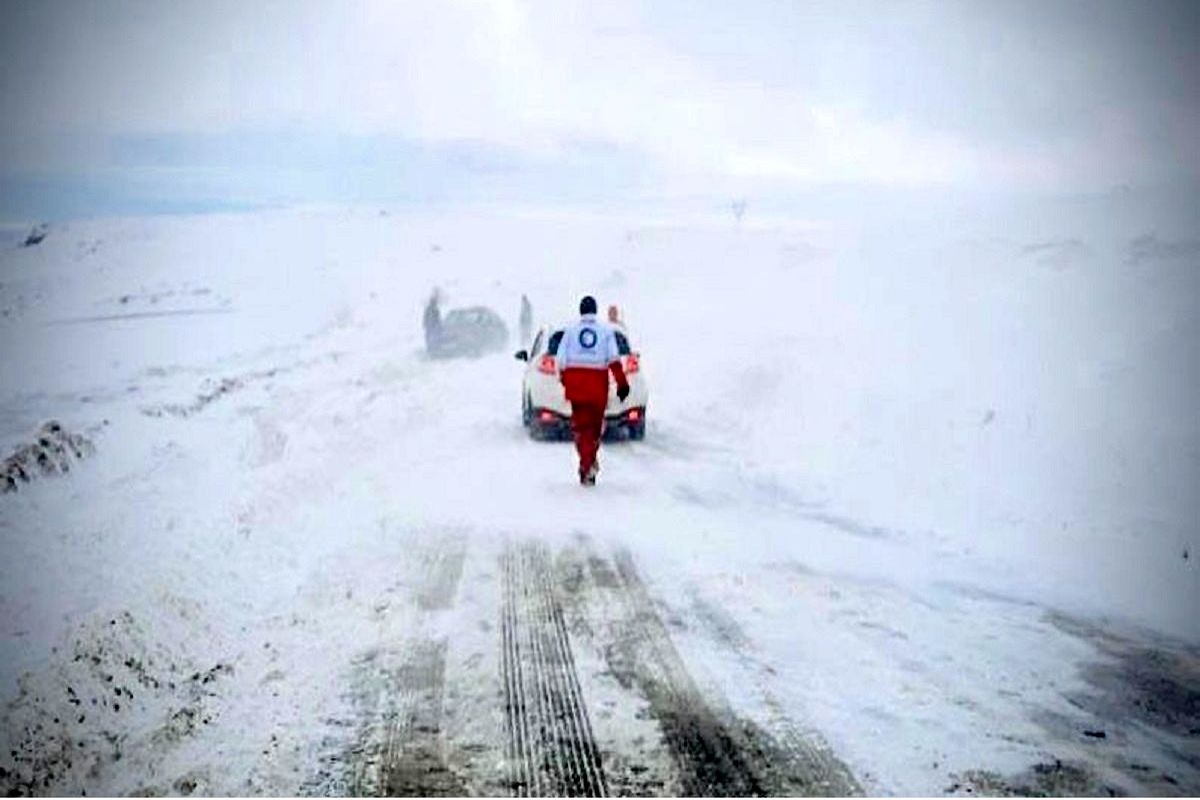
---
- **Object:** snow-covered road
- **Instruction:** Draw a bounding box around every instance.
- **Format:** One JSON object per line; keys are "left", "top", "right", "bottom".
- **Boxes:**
{"left": 1, "top": 207, "right": 1197, "bottom": 795}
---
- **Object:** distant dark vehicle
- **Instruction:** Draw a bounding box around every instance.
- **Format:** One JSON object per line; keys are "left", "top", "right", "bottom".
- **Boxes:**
{"left": 427, "top": 304, "right": 509, "bottom": 359}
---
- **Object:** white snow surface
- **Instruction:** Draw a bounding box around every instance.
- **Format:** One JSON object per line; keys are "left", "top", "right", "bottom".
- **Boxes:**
{"left": 1, "top": 201, "right": 1197, "bottom": 794}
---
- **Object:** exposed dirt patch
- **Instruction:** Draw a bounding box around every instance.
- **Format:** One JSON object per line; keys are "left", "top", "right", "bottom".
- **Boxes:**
{"left": 142, "top": 372, "right": 274, "bottom": 419}
{"left": 1065, "top": 629, "right": 1200, "bottom": 742}
{"left": 0, "top": 610, "right": 233, "bottom": 796}
{"left": 948, "top": 614, "right": 1200, "bottom": 796}
{"left": 947, "top": 759, "right": 1115, "bottom": 796}
{"left": 140, "top": 354, "right": 339, "bottom": 419}
{"left": 1051, "top": 614, "right": 1200, "bottom": 790}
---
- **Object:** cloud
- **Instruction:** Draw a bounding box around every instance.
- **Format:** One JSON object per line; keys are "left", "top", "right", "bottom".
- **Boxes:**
{"left": 1, "top": 0, "right": 1197, "bottom": 204}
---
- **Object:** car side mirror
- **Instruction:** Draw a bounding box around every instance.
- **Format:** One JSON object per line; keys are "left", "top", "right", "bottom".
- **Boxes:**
{"left": 514, "top": 349, "right": 529, "bottom": 362}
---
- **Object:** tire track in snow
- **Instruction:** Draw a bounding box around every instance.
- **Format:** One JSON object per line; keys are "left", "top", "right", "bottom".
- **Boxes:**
{"left": 416, "top": 540, "right": 468, "bottom": 611}
{"left": 349, "top": 640, "right": 465, "bottom": 796}
{"left": 309, "top": 534, "right": 473, "bottom": 796}
{"left": 501, "top": 543, "right": 608, "bottom": 797}
{"left": 559, "top": 542, "right": 860, "bottom": 796}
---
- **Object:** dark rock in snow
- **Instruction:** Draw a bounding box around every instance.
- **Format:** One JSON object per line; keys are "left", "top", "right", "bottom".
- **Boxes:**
{"left": 23, "top": 223, "right": 48, "bottom": 247}
{"left": 1, "top": 421, "right": 95, "bottom": 494}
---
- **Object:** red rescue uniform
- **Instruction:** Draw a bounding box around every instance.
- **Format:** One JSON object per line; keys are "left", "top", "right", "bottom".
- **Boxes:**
{"left": 561, "top": 364, "right": 627, "bottom": 478}
{"left": 557, "top": 313, "right": 629, "bottom": 481}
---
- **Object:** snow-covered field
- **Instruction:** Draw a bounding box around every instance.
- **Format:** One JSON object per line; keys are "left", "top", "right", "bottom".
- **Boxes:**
{"left": 1, "top": 199, "right": 1197, "bottom": 795}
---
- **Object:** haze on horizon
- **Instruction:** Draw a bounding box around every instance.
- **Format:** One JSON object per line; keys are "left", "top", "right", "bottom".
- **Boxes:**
{"left": 1, "top": 0, "right": 1198, "bottom": 220}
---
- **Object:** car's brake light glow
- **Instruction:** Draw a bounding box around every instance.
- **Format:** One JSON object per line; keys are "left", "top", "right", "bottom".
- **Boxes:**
{"left": 625, "top": 353, "right": 640, "bottom": 374}
{"left": 538, "top": 410, "right": 556, "bottom": 422}
{"left": 627, "top": 408, "right": 641, "bottom": 421}
{"left": 537, "top": 355, "right": 557, "bottom": 374}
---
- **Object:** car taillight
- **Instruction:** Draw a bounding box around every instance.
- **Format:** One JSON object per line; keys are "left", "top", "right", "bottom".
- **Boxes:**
{"left": 537, "top": 355, "right": 557, "bottom": 374}
{"left": 624, "top": 353, "right": 640, "bottom": 374}
{"left": 538, "top": 410, "right": 556, "bottom": 422}
{"left": 627, "top": 408, "right": 641, "bottom": 421}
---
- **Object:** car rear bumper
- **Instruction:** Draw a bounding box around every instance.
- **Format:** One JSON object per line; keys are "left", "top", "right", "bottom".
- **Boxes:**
{"left": 529, "top": 407, "right": 571, "bottom": 438}
{"left": 529, "top": 406, "right": 646, "bottom": 439}
{"left": 605, "top": 406, "right": 646, "bottom": 432}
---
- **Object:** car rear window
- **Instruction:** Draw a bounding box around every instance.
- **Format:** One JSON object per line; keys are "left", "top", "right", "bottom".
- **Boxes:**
{"left": 549, "top": 329, "right": 631, "bottom": 355}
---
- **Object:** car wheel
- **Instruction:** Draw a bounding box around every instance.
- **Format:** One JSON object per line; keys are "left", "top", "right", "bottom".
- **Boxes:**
{"left": 629, "top": 420, "right": 646, "bottom": 441}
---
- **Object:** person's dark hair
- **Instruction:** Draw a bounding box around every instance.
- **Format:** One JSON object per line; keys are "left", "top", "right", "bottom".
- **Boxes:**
{"left": 579, "top": 295, "right": 598, "bottom": 315}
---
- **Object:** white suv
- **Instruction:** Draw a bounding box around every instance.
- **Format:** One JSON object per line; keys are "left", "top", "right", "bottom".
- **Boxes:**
{"left": 515, "top": 324, "right": 648, "bottom": 440}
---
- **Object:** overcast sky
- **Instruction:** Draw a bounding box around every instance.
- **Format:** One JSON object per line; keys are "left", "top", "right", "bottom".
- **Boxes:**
{"left": 1, "top": 0, "right": 1197, "bottom": 217}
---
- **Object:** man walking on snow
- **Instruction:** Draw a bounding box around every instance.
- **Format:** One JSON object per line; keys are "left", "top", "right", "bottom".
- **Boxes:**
{"left": 558, "top": 296, "right": 630, "bottom": 485}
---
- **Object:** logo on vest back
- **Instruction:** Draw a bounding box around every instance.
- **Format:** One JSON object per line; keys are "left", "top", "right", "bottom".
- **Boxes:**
{"left": 578, "top": 328, "right": 598, "bottom": 349}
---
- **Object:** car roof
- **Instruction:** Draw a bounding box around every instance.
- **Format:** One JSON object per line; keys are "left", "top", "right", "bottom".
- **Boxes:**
{"left": 446, "top": 305, "right": 501, "bottom": 320}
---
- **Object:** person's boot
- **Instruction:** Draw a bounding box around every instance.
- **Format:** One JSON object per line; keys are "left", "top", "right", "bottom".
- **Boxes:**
{"left": 580, "top": 461, "right": 598, "bottom": 486}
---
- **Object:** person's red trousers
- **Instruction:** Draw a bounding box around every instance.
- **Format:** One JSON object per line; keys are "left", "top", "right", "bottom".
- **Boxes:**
{"left": 569, "top": 401, "right": 605, "bottom": 477}
{"left": 561, "top": 367, "right": 614, "bottom": 478}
